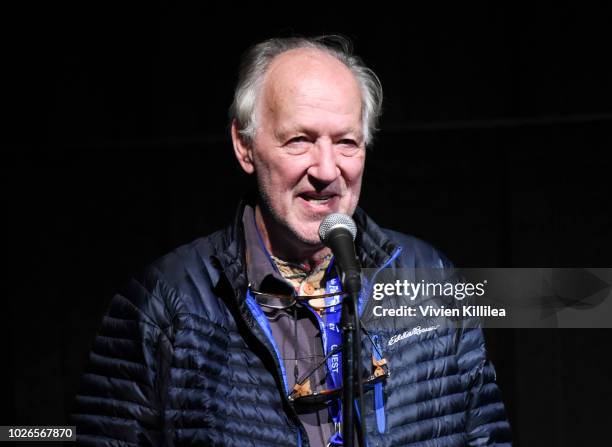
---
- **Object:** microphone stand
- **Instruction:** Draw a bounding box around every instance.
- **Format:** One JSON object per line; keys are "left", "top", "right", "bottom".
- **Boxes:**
{"left": 341, "top": 273, "right": 366, "bottom": 447}
{"left": 319, "top": 214, "right": 367, "bottom": 447}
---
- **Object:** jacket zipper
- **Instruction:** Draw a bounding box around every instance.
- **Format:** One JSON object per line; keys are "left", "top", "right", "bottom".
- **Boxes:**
{"left": 243, "top": 289, "right": 306, "bottom": 447}
{"left": 358, "top": 246, "right": 402, "bottom": 437}
{"left": 360, "top": 247, "right": 403, "bottom": 317}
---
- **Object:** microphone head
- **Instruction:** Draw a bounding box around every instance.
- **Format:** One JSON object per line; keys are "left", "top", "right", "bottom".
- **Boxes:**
{"left": 319, "top": 213, "right": 357, "bottom": 244}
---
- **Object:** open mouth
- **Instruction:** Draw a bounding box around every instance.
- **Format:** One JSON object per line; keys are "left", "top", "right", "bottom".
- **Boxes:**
{"left": 298, "top": 193, "right": 337, "bottom": 204}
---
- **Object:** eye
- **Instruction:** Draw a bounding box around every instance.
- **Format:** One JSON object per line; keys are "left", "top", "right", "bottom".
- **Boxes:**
{"left": 287, "top": 136, "right": 310, "bottom": 144}
{"left": 284, "top": 135, "right": 311, "bottom": 154}
{"left": 336, "top": 139, "right": 361, "bottom": 156}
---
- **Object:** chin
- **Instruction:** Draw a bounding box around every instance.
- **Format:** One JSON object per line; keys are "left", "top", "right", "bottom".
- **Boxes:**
{"left": 290, "top": 223, "right": 323, "bottom": 246}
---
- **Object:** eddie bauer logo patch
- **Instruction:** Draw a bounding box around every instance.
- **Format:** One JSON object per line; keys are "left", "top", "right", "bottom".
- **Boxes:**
{"left": 388, "top": 325, "right": 440, "bottom": 346}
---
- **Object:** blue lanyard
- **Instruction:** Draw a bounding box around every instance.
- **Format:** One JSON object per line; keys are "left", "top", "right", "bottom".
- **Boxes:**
{"left": 306, "top": 269, "right": 344, "bottom": 446}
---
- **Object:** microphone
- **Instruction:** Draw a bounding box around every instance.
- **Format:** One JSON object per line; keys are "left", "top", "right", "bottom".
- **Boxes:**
{"left": 319, "top": 213, "right": 361, "bottom": 294}
{"left": 319, "top": 213, "right": 367, "bottom": 446}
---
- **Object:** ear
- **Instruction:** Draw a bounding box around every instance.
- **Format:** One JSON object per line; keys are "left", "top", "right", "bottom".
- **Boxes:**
{"left": 231, "top": 119, "right": 255, "bottom": 174}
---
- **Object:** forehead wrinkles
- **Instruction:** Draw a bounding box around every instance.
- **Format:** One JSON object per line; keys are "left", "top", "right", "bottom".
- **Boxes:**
{"left": 259, "top": 49, "right": 362, "bottom": 126}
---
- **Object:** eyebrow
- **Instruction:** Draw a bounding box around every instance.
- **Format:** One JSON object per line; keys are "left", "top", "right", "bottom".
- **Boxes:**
{"left": 274, "top": 126, "right": 363, "bottom": 142}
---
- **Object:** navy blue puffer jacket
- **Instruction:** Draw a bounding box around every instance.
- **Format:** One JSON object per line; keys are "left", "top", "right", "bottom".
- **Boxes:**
{"left": 71, "top": 200, "right": 512, "bottom": 446}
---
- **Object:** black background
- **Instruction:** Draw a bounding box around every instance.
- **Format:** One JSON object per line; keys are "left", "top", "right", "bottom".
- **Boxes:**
{"left": 4, "top": 2, "right": 612, "bottom": 446}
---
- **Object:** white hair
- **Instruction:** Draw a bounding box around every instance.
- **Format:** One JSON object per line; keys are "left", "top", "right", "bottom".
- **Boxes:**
{"left": 229, "top": 35, "right": 383, "bottom": 147}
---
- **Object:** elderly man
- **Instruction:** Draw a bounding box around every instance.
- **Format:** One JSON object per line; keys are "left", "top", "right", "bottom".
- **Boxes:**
{"left": 72, "top": 37, "right": 512, "bottom": 446}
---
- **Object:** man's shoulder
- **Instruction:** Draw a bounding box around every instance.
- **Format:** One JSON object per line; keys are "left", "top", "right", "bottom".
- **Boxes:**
{"left": 146, "top": 229, "right": 225, "bottom": 287}
{"left": 381, "top": 228, "right": 453, "bottom": 269}
{"left": 354, "top": 207, "right": 452, "bottom": 269}
{"left": 118, "top": 229, "right": 228, "bottom": 325}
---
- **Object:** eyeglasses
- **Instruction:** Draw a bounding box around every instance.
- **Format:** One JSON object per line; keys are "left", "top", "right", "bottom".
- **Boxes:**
{"left": 288, "top": 329, "right": 390, "bottom": 407}
{"left": 249, "top": 286, "right": 349, "bottom": 311}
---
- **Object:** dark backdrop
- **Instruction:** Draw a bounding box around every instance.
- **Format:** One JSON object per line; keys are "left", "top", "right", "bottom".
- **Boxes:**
{"left": 4, "top": 3, "right": 612, "bottom": 446}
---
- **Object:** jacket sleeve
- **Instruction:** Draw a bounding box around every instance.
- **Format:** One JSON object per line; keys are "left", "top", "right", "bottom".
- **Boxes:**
{"left": 457, "top": 328, "right": 512, "bottom": 446}
{"left": 71, "top": 273, "right": 174, "bottom": 447}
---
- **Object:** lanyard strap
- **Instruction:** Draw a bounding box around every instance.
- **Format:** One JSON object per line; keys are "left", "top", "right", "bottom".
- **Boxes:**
{"left": 307, "top": 275, "right": 344, "bottom": 446}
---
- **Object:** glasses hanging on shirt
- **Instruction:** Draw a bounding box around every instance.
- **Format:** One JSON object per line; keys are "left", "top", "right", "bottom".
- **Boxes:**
{"left": 249, "top": 286, "right": 390, "bottom": 408}
{"left": 287, "top": 326, "right": 390, "bottom": 407}
{"left": 249, "top": 286, "right": 348, "bottom": 311}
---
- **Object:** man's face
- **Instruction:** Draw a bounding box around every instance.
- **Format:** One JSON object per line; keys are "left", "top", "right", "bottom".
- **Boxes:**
{"left": 234, "top": 49, "right": 366, "bottom": 247}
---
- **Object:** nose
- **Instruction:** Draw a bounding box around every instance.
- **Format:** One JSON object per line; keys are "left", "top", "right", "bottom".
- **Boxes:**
{"left": 307, "top": 138, "right": 340, "bottom": 185}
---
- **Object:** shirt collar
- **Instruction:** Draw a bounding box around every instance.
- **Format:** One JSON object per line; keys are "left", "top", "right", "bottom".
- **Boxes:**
{"left": 242, "top": 204, "right": 295, "bottom": 294}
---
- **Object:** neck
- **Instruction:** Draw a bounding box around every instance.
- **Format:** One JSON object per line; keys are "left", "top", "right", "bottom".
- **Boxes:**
{"left": 254, "top": 203, "right": 331, "bottom": 264}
